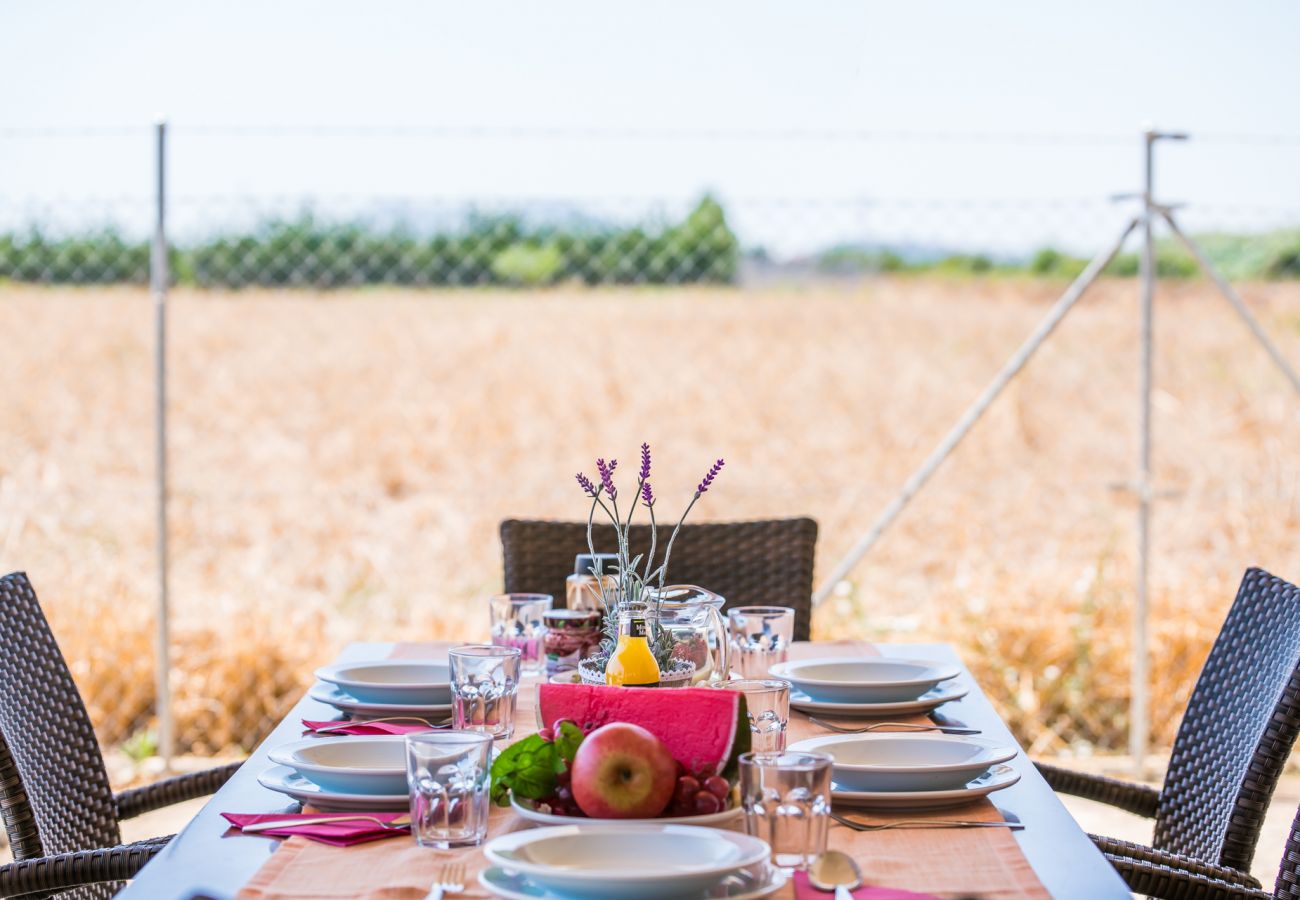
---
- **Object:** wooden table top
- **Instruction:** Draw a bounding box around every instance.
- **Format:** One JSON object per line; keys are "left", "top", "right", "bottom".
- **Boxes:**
{"left": 118, "top": 641, "right": 1130, "bottom": 899}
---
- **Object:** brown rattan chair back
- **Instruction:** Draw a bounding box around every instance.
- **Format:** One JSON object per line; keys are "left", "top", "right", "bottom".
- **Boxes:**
{"left": 500, "top": 518, "right": 818, "bottom": 641}
{"left": 1155, "top": 567, "right": 1300, "bottom": 872}
{"left": 0, "top": 572, "right": 122, "bottom": 890}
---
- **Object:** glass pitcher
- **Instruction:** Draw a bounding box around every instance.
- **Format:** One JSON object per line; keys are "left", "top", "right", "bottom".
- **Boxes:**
{"left": 646, "top": 585, "right": 730, "bottom": 684}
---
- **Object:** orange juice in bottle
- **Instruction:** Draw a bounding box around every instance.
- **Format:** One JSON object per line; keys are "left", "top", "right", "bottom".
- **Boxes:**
{"left": 605, "top": 609, "right": 661, "bottom": 687}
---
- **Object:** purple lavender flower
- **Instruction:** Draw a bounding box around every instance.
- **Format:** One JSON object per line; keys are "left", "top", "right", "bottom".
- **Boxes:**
{"left": 696, "top": 458, "right": 725, "bottom": 495}
{"left": 575, "top": 473, "right": 597, "bottom": 497}
{"left": 639, "top": 443, "right": 652, "bottom": 480}
{"left": 641, "top": 480, "right": 655, "bottom": 506}
{"left": 596, "top": 458, "right": 618, "bottom": 500}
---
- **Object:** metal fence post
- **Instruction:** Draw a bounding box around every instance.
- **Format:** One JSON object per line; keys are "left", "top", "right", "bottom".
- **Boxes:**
{"left": 151, "top": 118, "right": 174, "bottom": 767}
{"left": 1131, "top": 129, "right": 1156, "bottom": 779}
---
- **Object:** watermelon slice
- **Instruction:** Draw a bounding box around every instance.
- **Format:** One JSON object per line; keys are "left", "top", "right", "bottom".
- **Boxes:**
{"left": 537, "top": 683, "right": 751, "bottom": 779}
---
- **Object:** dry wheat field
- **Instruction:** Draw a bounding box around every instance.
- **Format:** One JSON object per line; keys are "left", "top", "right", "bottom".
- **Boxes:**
{"left": 1, "top": 278, "right": 1297, "bottom": 760}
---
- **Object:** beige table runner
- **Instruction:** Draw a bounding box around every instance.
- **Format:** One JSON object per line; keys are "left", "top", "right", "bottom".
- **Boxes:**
{"left": 239, "top": 641, "right": 1047, "bottom": 899}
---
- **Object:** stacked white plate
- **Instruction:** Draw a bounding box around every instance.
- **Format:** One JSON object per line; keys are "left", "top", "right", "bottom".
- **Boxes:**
{"left": 481, "top": 825, "right": 784, "bottom": 900}
{"left": 768, "top": 657, "right": 966, "bottom": 716}
{"left": 310, "top": 660, "right": 454, "bottom": 720}
{"left": 789, "top": 733, "right": 1020, "bottom": 810}
{"left": 260, "top": 735, "right": 410, "bottom": 811}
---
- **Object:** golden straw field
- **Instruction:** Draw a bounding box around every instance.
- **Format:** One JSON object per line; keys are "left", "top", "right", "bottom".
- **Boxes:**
{"left": 2, "top": 278, "right": 1298, "bottom": 759}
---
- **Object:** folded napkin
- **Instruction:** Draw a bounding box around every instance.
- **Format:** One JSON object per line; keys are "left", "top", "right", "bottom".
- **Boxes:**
{"left": 221, "top": 812, "right": 411, "bottom": 847}
{"left": 301, "top": 718, "right": 434, "bottom": 736}
{"left": 793, "top": 871, "right": 941, "bottom": 900}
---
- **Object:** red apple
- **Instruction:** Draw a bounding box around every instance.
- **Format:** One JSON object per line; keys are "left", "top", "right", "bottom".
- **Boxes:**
{"left": 570, "top": 722, "right": 677, "bottom": 819}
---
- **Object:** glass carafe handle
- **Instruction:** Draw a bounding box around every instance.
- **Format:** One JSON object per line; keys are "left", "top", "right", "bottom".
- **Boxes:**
{"left": 706, "top": 605, "right": 730, "bottom": 682}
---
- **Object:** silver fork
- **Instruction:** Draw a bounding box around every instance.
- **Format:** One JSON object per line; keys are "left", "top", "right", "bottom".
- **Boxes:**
{"left": 425, "top": 861, "right": 466, "bottom": 900}
{"left": 810, "top": 717, "right": 980, "bottom": 735}
{"left": 313, "top": 716, "right": 451, "bottom": 732}
{"left": 831, "top": 812, "right": 1023, "bottom": 832}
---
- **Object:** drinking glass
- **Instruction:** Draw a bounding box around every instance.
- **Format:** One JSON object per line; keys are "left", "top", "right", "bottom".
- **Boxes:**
{"left": 739, "top": 751, "right": 831, "bottom": 870}
{"left": 449, "top": 644, "right": 521, "bottom": 740}
{"left": 728, "top": 606, "right": 796, "bottom": 677}
{"left": 405, "top": 731, "right": 493, "bottom": 848}
{"left": 488, "top": 593, "right": 553, "bottom": 676}
{"left": 711, "top": 679, "right": 790, "bottom": 752}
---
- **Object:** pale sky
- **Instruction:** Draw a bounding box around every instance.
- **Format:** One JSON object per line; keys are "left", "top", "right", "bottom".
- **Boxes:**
{"left": 2, "top": 1, "right": 1298, "bottom": 254}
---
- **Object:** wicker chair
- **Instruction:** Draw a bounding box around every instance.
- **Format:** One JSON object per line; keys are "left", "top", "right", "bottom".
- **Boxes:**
{"left": 0, "top": 571, "right": 241, "bottom": 898}
{"left": 1036, "top": 567, "right": 1300, "bottom": 895}
{"left": 499, "top": 518, "right": 818, "bottom": 641}
{"left": 1106, "top": 796, "right": 1300, "bottom": 898}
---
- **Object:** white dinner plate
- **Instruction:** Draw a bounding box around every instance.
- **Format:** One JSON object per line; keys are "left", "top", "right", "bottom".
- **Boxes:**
{"left": 483, "top": 825, "right": 771, "bottom": 900}
{"left": 789, "top": 733, "right": 1017, "bottom": 792}
{"left": 257, "top": 765, "right": 408, "bottom": 811}
{"left": 511, "top": 794, "right": 743, "bottom": 828}
{"left": 479, "top": 863, "right": 786, "bottom": 900}
{"left": 788, "top": 682, "right": 969, "bottom": 717}
{"left": 268, "top": 735, "right": 409, "bottom": 794}
{"left": 309, "top": 683, "right": 454, "bottom": 719}
{"left": 314, "top": 660, "right": 452, "bottom": 706}
{"left": 769, "top": 657, "right": 961, "bottom": 704}
{"left": 831, "top": 764, "right": 1021, "bottom": 810}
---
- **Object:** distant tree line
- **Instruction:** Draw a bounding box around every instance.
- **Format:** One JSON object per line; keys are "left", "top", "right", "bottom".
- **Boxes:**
{"left": 0, "top": 197, "right": 739, "bottom": 287}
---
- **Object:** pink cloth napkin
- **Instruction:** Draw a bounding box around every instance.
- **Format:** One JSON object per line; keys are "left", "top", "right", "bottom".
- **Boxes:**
{"left": 301, "top": 719, "right": 434, "bottom": 736}
{"left": 221, "top": 812, "right": 410, "bottom": 847}
{"left": 793, "top": 871, "right": 941, "bottom": 900}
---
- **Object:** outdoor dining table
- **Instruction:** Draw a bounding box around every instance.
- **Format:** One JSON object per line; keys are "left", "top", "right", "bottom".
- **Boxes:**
{"left": 117, "top": 641, "right": 1131, "bottom": 899}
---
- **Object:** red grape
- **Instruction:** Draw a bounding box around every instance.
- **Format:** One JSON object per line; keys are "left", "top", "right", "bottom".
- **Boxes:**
{"left": 555, "top": 770, "right": 571, "bottom": 787}
{"left": 693, "top": 791, "right": 722, "bottom": 815}
{"left": 555, "top": 786, "right": 573, "bottom": 804}
{"left": 537, "top": 727, "right": 555, "bottom": 742}
{"left": 703, "top": 776, "right": 730, "bottom": 800}
{"left": 674, "top": 775, "right": 700, "bottom": 804}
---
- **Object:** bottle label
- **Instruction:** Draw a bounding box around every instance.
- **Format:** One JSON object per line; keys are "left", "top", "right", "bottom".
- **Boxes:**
{"left": 628, "top": 617, "right": 648, "bottom": 638}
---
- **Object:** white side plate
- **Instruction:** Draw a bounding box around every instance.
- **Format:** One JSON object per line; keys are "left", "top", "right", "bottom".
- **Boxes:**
{"left": 314, "top": 660, "right": 452, "bottom": 705}
{"left": 770, "top": 657, "right": 961, "bottom": 703}
{"left": 789, "top": 733, "right": 1017, "bottom": 791}
{"left": 831, "top": 764, "right": 1021, "bottom": 810}
{"left": 257, "top": 765, "right": 408, "bottom": 811}
{"left": 788, "top": 682, "right": 969, "bottom": 716}
{"left": 268, "top": 735, "right": 409, "bottom": 795}
{"left": 309, "top": 683, "right": 454, "bottom": 718}
{"left": 479, "top": 864, "right": 785, "bottom": 900}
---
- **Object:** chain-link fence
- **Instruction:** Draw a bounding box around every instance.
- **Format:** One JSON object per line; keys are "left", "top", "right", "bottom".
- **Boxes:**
{"left": 2, "top": 126, "right": 1299, "bottom": 762}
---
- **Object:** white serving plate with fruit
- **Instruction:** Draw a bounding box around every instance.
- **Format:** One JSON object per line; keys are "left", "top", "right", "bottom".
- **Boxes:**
{"left": 510, "top": 793, "right": 742, "bottom": 827}
{"left": 483, "top": 824, "right": 771, "bottom": 900}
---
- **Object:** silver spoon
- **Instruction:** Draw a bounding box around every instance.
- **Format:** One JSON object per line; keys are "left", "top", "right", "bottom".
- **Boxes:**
{"left": 808, "top": 849, "right": 862, "bottom": 899}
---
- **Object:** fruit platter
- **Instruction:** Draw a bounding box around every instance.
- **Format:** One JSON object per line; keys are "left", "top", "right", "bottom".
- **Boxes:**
{"left": 491, "top": 683, "right": 751, "bottom": 825}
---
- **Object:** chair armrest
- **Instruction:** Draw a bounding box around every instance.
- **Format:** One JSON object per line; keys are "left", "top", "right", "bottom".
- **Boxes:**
{"left": 1104, "top": 845, "right": 1270, "bottom": 899}
{"left": 1094, "top": 834, "right": 1262, "bottom": 888}
{"left": 114, "top": 761, "right": 242, "bottom": 820}
{"left": 0, "top": 836, "right": 170, "bottom": 896}
{"left": 1034, "top": 760, "right": 1161, "bottom": 817}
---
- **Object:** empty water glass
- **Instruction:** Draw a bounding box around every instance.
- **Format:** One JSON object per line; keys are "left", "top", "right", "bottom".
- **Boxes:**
{"left": 739, "top": 750, "right": 831, "bottom": 870}
{"left": 728, "top": 606, "right": 796, "bottom": 677}
{"left": 405, "top": 730, "right": 493, "bottom": 848}
{"left": 711, "top": 679, "right": 790, "bottom": 752}
{"left": 489, "top": 593, "right": 553, "bottom": 676}
{"left": 449, "top": 644, "right": 521, "bottom": 740}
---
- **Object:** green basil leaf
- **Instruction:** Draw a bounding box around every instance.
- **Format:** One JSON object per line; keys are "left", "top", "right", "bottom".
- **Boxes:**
{"left": 555, "top": 720, "right": 585, "bottom": 765}
{"left": 490, "top": 734, "right": 560, "bottom": 806}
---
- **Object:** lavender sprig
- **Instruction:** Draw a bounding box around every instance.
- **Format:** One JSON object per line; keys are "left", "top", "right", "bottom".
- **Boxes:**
{"left": 641, "top": 481, "right": 655, "bottom": 505}
{"left": 596, "top": 458, "right": 618, "bottom": 501}
{"left": 575, "top": 473, "right": 598, "bottom": 497}
{"left": 639, "top": 443, "right": 652, "bottom": 480}
{"left": 696, "top": 458, "right": 725, "bottom": 496}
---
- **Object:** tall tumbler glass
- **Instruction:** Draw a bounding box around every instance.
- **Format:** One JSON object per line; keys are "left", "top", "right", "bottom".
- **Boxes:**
{"left": 728, "top": 606, "right": 796, "bottom": 677}
{"left": 489, "top": 593, "right": 553, "bottom": 676}
{"left": 449, "top": 644, "right": 521, "bottom": 740}
{"left": 711, "top": 679, "right": 790, "bottom": 752}
{"left": 739, "top": 750, "right": 832, "bottom": 870}
{"left": 405, "top": 730, "right": 493, "bottom": 848}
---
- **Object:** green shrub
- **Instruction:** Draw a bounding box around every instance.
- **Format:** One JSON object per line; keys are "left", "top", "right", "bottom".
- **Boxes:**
{"left": 491, "top": 242, "right": 563, "bottom": 286}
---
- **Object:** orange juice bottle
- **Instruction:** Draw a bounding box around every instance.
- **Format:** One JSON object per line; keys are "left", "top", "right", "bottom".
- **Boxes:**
{"left": 605, "top": 610, "right": 662, "bottom": 687}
